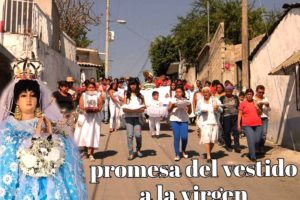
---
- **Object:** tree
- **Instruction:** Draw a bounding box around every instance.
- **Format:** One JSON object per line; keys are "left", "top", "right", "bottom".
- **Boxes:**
{"left": 148, "top": 36, "right": 179, "bottom": 76}
{"left": 168, "top": 0, "right": 281, "bottom": 64}
{"left": 55, "top": 0, "right": 100, "bottom": 47}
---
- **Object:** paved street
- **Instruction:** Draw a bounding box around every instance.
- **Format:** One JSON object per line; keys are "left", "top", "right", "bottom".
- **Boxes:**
{"left": 83, "top": 122, "right": 300, "bottom": 200}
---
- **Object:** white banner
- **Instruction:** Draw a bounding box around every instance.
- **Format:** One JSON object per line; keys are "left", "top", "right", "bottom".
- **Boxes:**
{"left": 141, "top": 86, "right": 171, "bottom": 106}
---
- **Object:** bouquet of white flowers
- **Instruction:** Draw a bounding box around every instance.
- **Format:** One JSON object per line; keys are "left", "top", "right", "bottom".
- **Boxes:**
{"left": 16, "top": 135, "right": 65, "bottom": 177}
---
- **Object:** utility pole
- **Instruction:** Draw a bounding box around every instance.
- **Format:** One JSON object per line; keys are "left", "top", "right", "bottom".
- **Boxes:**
{"left": 242, "top": 0, "right": 250, "bottom": 89}
{"left": 207, "top": 0, "right": 210, "bottom": 43}
{"left": 105, "top": 0, "right": 110, "bottom": 78}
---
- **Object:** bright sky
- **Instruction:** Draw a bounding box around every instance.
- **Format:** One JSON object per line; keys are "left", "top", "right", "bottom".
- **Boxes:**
{"left": 88, "top": 0, "right": 299, "bottom": 79}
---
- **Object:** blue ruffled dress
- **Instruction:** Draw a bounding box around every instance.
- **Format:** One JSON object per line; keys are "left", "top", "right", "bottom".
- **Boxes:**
{"left": 0, "top": 116, "right": 88, "bottom": 199}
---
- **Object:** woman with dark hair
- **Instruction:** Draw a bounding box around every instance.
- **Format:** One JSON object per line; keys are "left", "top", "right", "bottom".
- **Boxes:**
{"left": 53, "top": 80, "right": 74, "bottom": 112}
{"left": 238, "top": 89, "right": 263, "bottom": 161}
{"left": 74, "top": 81, "right": 103, "bottom": 161}
{"left": 122, "top": 78, "right": 145, "bottom": 160}
{"left": 109, "top": 81, "right": 122, "bottom": 133}
{"left": 76, "top": 80, "right": 90, "bottom": 106}
{"left": 0, "top": 79, "right": 87, "bottom": 199}
{"left": 169, "top": 81, "right": 176, "bottom": 99}
{"left": 215, "top": 83, "right": 225, "bottom": 100}
{"left": 168, "top": 86, "right": 192, "bottom": 161}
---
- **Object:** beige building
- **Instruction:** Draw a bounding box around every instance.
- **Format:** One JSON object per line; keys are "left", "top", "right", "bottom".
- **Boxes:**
{"left": 249, "top": 3, "right": 300, "bottom": 151}
{"left": 76, "top": 47, "right": 102, "bottom": 82}
{"left": 196, "top": 22, "right": 263, "bottom": 89}
{"left": 0, "top": 0, "right": 80, "bottom": 91}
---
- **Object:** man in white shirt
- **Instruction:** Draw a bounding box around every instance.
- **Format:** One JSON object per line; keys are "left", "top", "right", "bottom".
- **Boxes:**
{"left": 254, "top": 85, "right": 271, "bottom": 152}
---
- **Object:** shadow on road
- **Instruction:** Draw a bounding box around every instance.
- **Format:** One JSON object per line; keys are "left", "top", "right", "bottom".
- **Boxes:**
{"left": 157, "top": 133, "right": 172, "bottom": 138}
{"left": 201, "top": 150, "right": 229, "bottom": 159}
{"left": 94, "top": 150, "right": 118, "bottom": 159}
{"left": 141, "top": 149, "right": 157, "bottom": 157}
{"left": 186, "top": 150, "right": 200, "bottom": 158}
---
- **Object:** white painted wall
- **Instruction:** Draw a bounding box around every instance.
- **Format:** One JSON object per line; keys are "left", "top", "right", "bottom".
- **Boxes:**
{"left": 37, "top": 39, "right": 80, "bottom": 91}
{"left": 60, "top": 32, "right": 77, "bottom": 62}
{"left": 1, "top": 33, "right": 80, "bottom": 91}
{"left": 250, "top": 8, "right": 300, "bottom": 150}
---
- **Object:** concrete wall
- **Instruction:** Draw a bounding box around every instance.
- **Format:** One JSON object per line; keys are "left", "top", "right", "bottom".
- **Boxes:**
{"left": 182, "top": 65, "right": 196, "bottom": 86}
{"left": 60, "top": 32, "right": 77, "bottom": 62}
{"left": 81, "top": 67, "right": 97, "bottom": 82}
{"left": 197, "top": 23, "right": 227, "bottom": 83}
{"left": 34, "top": 0, "right": 52, "bottom": 19}
{"left": 37, "top": 39, "right": 80, "bottom": 91}
{"left": 250, "top": 8, "right": 300, "bottom": 151}
{"left": 32, "top": 4, "right": 54, "bottom": 47}
{"left": 1, "top": 33, "right": 80, "bottom": 91}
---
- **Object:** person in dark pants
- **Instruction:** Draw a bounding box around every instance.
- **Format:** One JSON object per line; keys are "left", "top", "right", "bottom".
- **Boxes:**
{"left": 220, "top": 86, "right": 241, "bottom": 153}
{"left": 53, "top": 80, "right": 74, "bottom": 112}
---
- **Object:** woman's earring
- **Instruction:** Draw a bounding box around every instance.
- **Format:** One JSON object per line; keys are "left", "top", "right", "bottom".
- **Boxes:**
{"left": 14, "top": 105, "right": 22, "bottom": 120}
{"left": 35, "top": 107, "right": 43, "bottom": 118}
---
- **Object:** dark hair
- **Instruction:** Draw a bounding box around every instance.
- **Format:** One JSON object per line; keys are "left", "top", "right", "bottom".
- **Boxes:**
{"left": 87, "top": 81, "right": 96, "bottom": 88}
{"left": 152, "top": 91, "right": 159, "bottom": 96}
{"left": 12, "top": 80, "right": 41, "bottom": 113}
{"left": 109, "top": 82, "right": 118, "bottom": 91}
{"left": 114, "top": 78, "right": 119, "bottom": 83}
{"left": 245, "top": 89, "right": 254, "bottom": 95}
{"left": 83, "top": 80, "right": 90, "bottom": 87}
{"left": 205, "top": 81, "right": 211, "bottom": 86}
{"left": 256, "top": 85, "right": 265, "bottom": 91}
{"left": 175, "top": 86, "right": 186, "bottom": 98}
{"left": 126, "top": 77, "right": 142, "bottom": 100}
{"left": 58, "top": 80, "right": 68, "bottom": 88}
{"left": 90, "top": 77, "right": 95, "bottom": 81}
{"left": 224, "top": 80, "right": 231, "bottom": 85}
{"left": 212, "top": 80, "right": 220, "bottom": 87}
{"left": 216, "top": 83, "right": 225, "bottom": 92}
{"left": 238, "top": 91, "right": 245, "bottom": 97}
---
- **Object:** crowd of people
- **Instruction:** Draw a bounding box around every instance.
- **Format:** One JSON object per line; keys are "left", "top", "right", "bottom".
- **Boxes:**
{"left": 52, "top": 74, "right": 271, "bottom": 163}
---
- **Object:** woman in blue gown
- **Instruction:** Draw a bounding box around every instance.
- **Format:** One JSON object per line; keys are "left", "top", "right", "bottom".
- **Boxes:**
{"left": 0, "top": 79, "right": 87, "bottom": 199}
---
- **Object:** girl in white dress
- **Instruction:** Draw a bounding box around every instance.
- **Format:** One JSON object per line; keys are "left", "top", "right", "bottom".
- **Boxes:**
{"left": 74, "top": 82, "right": 103, "bottom": 161}
{"left": 147, "top": 91, "right": 163, "bottom": 137}
{"left": 109, "top": 82, "right": 122, "bottom": 133}
{"left": 197, "top": 87, "right": 223, "bottom": 163}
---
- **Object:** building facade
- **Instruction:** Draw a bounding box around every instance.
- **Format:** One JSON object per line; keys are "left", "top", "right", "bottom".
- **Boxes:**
{"left": 76, "top": 47, "right": 103, "bottom": 83}
{"left": 250, "top": 4, "right": 300, "bottom": 151}
{"left": 0, "top": 0, "right": 80, "bottom": 91}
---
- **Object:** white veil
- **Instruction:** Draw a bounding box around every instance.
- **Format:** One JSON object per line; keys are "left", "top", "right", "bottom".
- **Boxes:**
{"left": 0, "top": 79, "right": 63, "bottom": 122}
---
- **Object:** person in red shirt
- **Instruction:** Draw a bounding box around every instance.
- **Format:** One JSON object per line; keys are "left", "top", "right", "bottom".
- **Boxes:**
{"left": 237, "top": 89, "right": 263, "bottom": 161}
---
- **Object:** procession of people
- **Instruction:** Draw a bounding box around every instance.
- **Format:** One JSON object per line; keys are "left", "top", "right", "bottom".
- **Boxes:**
{"left": 50, "top": 71, "right": 270, "bottom": 163}
{"left": 0, "top": 65, "right": 271, "bottom": 199}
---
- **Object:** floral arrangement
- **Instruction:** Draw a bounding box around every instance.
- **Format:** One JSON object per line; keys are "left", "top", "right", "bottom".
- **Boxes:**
{"left": 16, "top": 135, "right": 65, "bottom": 177}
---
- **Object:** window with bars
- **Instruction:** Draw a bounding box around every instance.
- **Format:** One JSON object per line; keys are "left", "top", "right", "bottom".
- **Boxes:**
{"left": 3, "top": 0, "right": 33, "bottom": 34}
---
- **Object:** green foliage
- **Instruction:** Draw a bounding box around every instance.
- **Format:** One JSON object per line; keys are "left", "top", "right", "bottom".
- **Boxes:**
{"left": 149, "top": 0, "right": 281, "bottom": 69}
{"left": 71, "top": 26, "right": 93, "bottom": 48}
{"left": 148, "top": 36, "right": 179, "bottom": 76}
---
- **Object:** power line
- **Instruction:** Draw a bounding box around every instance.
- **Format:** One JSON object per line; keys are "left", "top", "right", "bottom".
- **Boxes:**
{"left": 124, "top": 25, "right": 151, "bottom": 42}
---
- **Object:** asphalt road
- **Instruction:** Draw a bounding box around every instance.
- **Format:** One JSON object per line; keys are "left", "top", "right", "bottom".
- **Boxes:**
{"left": 82, "top": 122, "right": 300, "bottom": 200}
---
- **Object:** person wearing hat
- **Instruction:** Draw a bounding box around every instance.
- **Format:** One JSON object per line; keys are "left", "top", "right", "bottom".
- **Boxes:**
{"left": 219, "top": 85, "right": 241, "bottom": 153}
{"left": 142, "top": 71, "right": 155, "bottom": 90}
{"left": 66, "top": 76, "right": 77, "bottom": 102}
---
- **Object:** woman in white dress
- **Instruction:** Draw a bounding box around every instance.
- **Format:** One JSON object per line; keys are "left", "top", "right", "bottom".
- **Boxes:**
{"left": 74, "top": 82, "right": 103, "bottom": 161}
{"left": 109, "top": 82, "right": 122, "bottom": 133}
{"left": 197, "top": 87, "right": 223, "bottom": 163}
